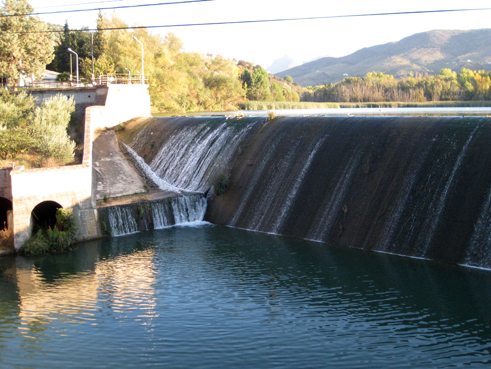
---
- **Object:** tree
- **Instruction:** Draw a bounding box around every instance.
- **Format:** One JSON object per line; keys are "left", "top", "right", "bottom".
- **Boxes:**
{"left": 48, "top": 22, "right": 93, "bottom": 74}
{"left": 247, "top": 66, "right": 272, "bottom": 101}
{"left": 241, "top": 69, "right": 252, "bottom": 89}
{"left": 270, "top": 82, "right": 285, "bottom": 101}
{"left": 93, "top": 11, "right": 107, "bottom": 59}
{"left": 0, "top": 0, "right": 54, "bottom": 82}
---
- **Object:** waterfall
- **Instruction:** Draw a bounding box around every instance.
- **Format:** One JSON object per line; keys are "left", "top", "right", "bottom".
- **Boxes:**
{"left": 124, "top": 144, "right": 185, "bottom": 194}
{"left": 102, "top": 126, "right": 215, "bottom": 236}
{"left": 146, "top": 118, "right": 257, "bottom": 192}
{"left": 102, "top": 195, "right": 208, "bottom": 236}
{"left": 306, "top": 144, "right": 366, "bottom": 242}
{"left": 466, "top": 187, "right": 491, "bottom": 268}
{"left": 150, "top": 194, "right": 207, "bottom": 229}
{"left": 376, "top": 140, "right": 434, "bottom": 252}
{"left": 170, "top": 195, "right": 207, "bottom": 225}
{"left": 418, "top": 125, "right": 478, "bottom": 256}
{"left": 106, "top": 206, "right": 141, "bottom": 236}
{"left": 123, "top": 116, "right": 491, "bottom": 268}
{"left": 271, "top": 137, "right": 326, "bottom": 234}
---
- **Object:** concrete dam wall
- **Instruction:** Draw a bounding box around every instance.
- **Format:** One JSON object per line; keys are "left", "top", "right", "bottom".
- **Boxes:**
{"left": 120, "top": 115, "right": 491, "bottom": 269}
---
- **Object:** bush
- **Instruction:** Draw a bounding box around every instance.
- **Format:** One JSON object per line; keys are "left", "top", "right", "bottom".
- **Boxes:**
{"left": 0, "top": 92, "right": 35, "bottom": 128}
{"left": 32, "top": 94, "right": 76, "bottom": 164}
{"left": 0, "top": 228, "right": 14, "bottom": 250}
{"left": 214, "top": 173, "right": 231, "bottom": 196}
{"left": 0, "top": 92, "right": 76, "bottom": 165}
{"left": 56, "top": 72, "right": 70, "bottom": 82}
{"left": 20, "top": 208, "right": 77, "bottom": 256}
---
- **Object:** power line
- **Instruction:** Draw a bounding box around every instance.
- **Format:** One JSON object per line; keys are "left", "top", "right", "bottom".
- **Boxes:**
{"left": 0, "top": 0, "right": 214, "bottom": 18}
{"left": 2, "top": 7, "right": 491, "bottom": 33}
{"left": 36, "top": 0, "right": 124, "bottom": 10}
{"left": 117, "top": 7, "right": 491, "bottom": 32}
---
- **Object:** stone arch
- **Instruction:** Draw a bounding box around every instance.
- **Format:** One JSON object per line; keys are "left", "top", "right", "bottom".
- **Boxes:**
{"left": 30, "top": 201, "right": 63, "bottom": 233}
{"left": 0, "top": 197, "right": 12, "bottom": 230}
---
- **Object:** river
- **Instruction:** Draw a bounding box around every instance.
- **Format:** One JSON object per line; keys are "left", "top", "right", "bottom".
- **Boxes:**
{"left": 1, "top": 224, "right": 491, "bottom": 368}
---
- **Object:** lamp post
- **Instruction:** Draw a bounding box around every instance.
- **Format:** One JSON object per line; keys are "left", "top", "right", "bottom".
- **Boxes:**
{"left": 67, "top": 48, "right": 79, "bottom": 84}
{"left": 133, "top": 36, "right": 144, "bottom": 84}
{"left": 91, "top": 31, "right": 94, "bottom": 80}
{"left": 125, "top": 68, "right": 131, "bottom": 84}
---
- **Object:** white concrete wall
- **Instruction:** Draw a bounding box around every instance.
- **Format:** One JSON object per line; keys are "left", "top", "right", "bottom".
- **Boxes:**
{"left": 91, "top": 84, "right": 151, "bottom": 130}
{"left": 7, "top": 83, "right": 151, "bottom": 249}
{"left": 30, "top": 87, "right": 108, "bottom": 106}
{"left": 10, "top": 164, "right": 97, "bottom": 248}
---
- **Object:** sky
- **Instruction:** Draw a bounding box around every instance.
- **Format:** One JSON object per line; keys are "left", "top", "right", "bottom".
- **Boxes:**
{"left": 27, "top": 0, "right": 491, "bottom": 71}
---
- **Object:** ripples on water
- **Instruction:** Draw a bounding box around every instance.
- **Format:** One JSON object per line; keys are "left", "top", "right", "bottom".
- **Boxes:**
{"left": 1, "top": 225, "right": 491, "bottom": 368}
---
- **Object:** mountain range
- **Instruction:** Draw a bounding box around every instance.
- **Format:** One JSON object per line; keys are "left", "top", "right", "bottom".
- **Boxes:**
{"left": 275, "top": 29, "right": 491, "bottom": 87}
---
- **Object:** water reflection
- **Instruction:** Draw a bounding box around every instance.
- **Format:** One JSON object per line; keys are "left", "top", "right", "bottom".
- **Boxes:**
{"left": 0, "top": 238, "right": 157, "bottom": 349}
{"left": 0, "top": 225, "right": 491, "bottom": 368}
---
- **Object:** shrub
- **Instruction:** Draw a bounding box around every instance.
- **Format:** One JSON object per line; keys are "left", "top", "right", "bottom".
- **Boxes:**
{"left": 56, "top": 72, "right": 70, "bottom": 82}
{"left": 214, "top": 173, "right": 231, "bottom": 196}
{"left": 0, "top": 228, "right": 14, "bottom": 250}
{"left": 0, "top": 92, "right": 35, "bottom": 128}
{"left": 32, "top": 94, "right": 76, "bottom": 164}
{"left": 20, "top": 208, "right": 77, "bottom": 256}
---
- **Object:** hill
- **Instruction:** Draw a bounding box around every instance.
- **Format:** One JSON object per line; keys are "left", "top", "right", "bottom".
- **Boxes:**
{"left": 277, "top": 29, "right": 491, "bottom": 87}
{"left": 267, "top": 55, "right": 301, "bottom": 74}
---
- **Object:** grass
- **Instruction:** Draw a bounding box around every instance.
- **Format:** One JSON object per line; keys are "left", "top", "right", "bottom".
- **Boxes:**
{"left": 337, "top": 101, "right": 491, "bottom": 108}
{"left": 240, "top": 101, "right": 340, "bottom": 110}
{"left": 19, "top": 208, "right": 77, "bottom": 256}
{"left": 0, "top": 152, "right": 76, "bottom": 170}
{"left": 239, "top": 100, "right": 491, "bottom": 111}
{"left": 0, "top": 228, "right": 14, "bottom": 251}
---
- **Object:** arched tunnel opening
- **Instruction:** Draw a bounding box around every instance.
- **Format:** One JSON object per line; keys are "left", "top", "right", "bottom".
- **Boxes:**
{"left": 31, "top": 201, "right": 62, "bottom": 233}
{"left": 0, "top": 197, "right": 13, "bottom": 230}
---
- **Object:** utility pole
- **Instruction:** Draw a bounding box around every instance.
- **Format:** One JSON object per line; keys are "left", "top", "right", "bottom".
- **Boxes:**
{"left": 133, "top": 36, "right": 144, "bottom": 84}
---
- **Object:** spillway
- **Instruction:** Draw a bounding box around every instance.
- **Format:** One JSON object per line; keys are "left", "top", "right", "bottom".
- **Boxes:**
{"left": 120, "top": 115, "right": 491, "bottom": 269}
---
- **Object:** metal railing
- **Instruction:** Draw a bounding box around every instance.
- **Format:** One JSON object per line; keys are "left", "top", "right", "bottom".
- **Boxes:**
{"left": 1, "top": 73, "right": 149, "bottom": 92}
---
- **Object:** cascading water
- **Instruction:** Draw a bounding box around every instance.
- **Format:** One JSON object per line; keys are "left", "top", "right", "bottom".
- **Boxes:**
{"left": 106, "top": 117, "right": 265, "bottom": 236}
{"left": 100, "top": 194, "right": 207, "bottom": 236}
{"left": 107, "top": 206, "right": 140, "bottom": 236}
{"left": 122, "top": 116, "right": 491, "bottom": 269}
{"left": 143, "top": 117, "right": 258, "bottom": 192}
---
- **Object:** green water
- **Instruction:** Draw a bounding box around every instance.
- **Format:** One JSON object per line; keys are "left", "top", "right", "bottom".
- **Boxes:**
{"left": 1, "top": 224, "right": 491, "bottom": 368}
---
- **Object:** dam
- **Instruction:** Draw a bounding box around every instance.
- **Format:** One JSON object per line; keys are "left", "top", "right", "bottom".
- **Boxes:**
{"left": 110, "top": 113, "right": 491, "bottom": 269}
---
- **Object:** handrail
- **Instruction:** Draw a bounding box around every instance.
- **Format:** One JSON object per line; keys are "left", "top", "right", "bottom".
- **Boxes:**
{"left": 1, "top": 73, "right": 149, "bottom": 92}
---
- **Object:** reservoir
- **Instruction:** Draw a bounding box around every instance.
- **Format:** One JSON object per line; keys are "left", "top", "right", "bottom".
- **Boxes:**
{"left": 1, "top": 224, "right": 491, "bottom": 368}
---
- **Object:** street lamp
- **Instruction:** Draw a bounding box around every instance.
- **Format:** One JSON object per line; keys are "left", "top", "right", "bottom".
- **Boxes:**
{"left": 133, "top": 36, "right": 144, "bottom": 84}
{"left": 125, "top": 68, "right": 131, "bottom": 84}
{"left": 91, "top": 31, "right": 94, "bottom": 80}
{"left": 67, "top": 48, "right": 79, "bottom": 84}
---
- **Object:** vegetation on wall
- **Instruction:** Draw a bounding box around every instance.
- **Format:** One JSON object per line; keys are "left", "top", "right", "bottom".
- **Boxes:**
{"left": 19, "top": 208, "right": 77, "bottom": 256}
{"left": 0, "top": 228, "right": 13, "bottom": 250}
